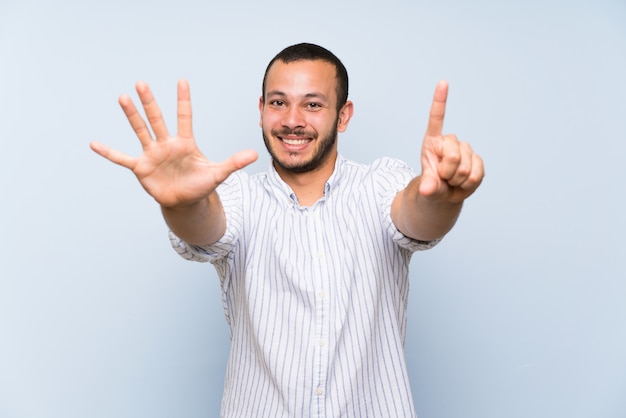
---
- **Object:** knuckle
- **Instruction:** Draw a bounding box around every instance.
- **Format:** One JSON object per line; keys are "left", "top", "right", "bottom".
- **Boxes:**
{"left": 147, "top": 114, "right": 162, "bottom": 124}
{"left": 456, "top": 165, "right": 471, "bottom": 178}
{"left": 445, "top": 153, "right": 461, "bottom": 165}
{"left": 134, "top": 125, "right": 150, "bottom": 137}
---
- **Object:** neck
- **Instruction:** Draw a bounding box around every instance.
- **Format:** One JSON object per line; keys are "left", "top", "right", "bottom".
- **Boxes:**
{"left": 274, "top": 154, "right": 337, "bottom": 206}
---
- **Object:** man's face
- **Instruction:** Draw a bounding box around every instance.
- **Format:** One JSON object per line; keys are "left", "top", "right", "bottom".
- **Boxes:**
{"left": 259, "top": 59, "right": 350, "bottom": 174}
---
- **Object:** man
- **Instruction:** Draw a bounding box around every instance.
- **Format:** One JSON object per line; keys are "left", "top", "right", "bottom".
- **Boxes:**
{"left": 91, "top": 43, "right": 484, "bottom": 418}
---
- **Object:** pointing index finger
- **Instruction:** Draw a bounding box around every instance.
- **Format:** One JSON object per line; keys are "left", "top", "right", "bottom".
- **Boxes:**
{"left": 426, "top": 80, "right": 449, "bottom": 137}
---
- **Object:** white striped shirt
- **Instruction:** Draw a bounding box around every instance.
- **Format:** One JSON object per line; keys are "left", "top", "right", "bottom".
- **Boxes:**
{"left": 170, "top": 155, "right": 439, "bottom": 418}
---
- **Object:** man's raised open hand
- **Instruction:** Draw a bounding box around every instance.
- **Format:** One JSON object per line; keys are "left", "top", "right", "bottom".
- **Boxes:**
{"left": 90, "top": 79, "right": 258, "bottom": 208}
{"left": 419, "top": 81, "right": 484, "bottom": 203}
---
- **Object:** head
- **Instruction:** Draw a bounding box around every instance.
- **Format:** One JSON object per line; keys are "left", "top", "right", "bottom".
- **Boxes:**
{"left": 262, "top": 43, "right": 349, "bottom": 113}
{"left": 259, "top": 43, "right": 353, "bottom": 175}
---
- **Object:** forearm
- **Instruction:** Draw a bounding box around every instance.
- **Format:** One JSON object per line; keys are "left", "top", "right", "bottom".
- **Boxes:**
{"left": 392, "top": 176, "right": 463, "bottom": 242}
{"left": 161, "top": 191, "right": 226, "bottom": 246}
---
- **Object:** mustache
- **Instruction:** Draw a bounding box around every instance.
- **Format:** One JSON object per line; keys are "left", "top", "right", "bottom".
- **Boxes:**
{"left": 272, "top": 128, "right": 317, "bottom": 138}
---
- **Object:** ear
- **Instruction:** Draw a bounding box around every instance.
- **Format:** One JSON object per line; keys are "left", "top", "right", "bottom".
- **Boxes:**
{"left": 258, "top": 96, "right": 264, "bottom": 127}
{"left": 337, "top": 100, "right": 354, "bottom": 133}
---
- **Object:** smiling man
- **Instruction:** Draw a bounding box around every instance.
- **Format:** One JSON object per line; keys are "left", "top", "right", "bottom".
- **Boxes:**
{"left": 91, "top": 43, "right": 484, "bottom": 418}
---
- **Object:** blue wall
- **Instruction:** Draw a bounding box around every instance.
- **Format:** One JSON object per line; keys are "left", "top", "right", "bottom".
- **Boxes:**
{"left": 1, "top": 0, "right": 625, "bottom": 417}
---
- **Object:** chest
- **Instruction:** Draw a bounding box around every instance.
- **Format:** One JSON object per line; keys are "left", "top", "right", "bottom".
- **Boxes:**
{"left": 240, "top": 194, "right": 393, "bottom": 299}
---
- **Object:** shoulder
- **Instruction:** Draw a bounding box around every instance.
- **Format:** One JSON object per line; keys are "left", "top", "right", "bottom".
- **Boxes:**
{"left": 340, "top": 157, "right": 415, "bottom": 185}
{"left": 341, "top": 156, "right": 414, "bottom": 173}
{"left": 332, "top": 157, "right": 416, "bottom": 212}
{"left": 216, "top": 169, "right": 268, "bottom": 195}
{"left": 371, "top": 156, "right": 414, "bottom": 173}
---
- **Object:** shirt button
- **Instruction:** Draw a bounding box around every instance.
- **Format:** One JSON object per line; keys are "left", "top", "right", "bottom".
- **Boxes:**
{"left": 315, "top": 387, "right": 324, "bottom": 396}
{"left": 318, "top": 291, "right": 326, "bottom": 299}
{"left": 319, "top": 339, "right": 326, "bottom": 347}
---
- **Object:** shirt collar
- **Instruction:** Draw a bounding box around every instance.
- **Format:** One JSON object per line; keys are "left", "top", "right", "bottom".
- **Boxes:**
{"left": 265, "top": 154, "right": 346, "bottom": 205}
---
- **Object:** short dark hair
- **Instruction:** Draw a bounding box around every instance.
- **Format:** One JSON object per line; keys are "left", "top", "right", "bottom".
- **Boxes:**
{"left": 262, "top": 43, "right": 349, "bottom": 111}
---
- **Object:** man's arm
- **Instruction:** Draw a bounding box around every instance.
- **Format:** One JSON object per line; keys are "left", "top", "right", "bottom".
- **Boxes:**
{"left": 90, "top": 79, "right": 258, "bottom": 245}
{"left": 391, "top": 81, "right": 484, "bottom": 241}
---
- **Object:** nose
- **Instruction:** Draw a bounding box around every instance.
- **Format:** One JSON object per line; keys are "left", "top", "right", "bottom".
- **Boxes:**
{"left": 282, "top": 106, "right": 306, "bottom": 130}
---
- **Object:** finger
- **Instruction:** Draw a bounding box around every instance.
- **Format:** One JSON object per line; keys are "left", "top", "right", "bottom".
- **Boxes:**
{"left": 425, "top": 80, "right": 449, "bottom": 137}
{"left": 418, "top": 171, "right": 440, "bottom": 197}
{"left": 177, "top": 79, "right": 193, "bottom": 138}
{"left": 436, "top": 134, "right": 461, "bottom": 181}
{"left": 90, "top": 141, "right": 137, "bottom": 170}
{"left": 214, "top": 149, "right": 259, "bottom": 182}
{"left": 119, "top": 94, "right": 153, "bottom": 148}
{"left": 447, "top": 141, "right": 474, "bottom": 187}
{"left": 418, "top": 142, "right": 443, "bottom": 197}
{"left": 459, "top": 153, "right": 485, "bottom": 191}
{"left": 135, "top": 81, "right": 170, "bottom": 141}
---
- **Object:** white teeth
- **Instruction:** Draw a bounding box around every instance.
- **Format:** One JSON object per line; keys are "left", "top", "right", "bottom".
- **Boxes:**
{"left": 282, "top": 138, "right": 310, "bottom": 145}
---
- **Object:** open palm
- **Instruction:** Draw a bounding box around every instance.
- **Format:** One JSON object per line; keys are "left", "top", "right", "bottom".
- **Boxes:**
{"left": 90, "top": 80, "right": 257, "bottom": 208}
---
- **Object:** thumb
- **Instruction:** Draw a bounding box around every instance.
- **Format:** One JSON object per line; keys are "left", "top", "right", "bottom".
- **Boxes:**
{"left": 231, "top": 149, "right": 259, "bottom": 170}
{"left": 418, "top": 146, "right": 442, "bottom": 196}
{"left": 219, "top": 149, "right": 259, "bottom": 177}
{"left": 418, "top": 170, "right": 440, "bottom": 197}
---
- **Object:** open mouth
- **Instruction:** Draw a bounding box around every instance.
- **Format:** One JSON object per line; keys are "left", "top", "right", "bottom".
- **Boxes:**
{"left": 275, "top": 130, "right": 315, "bottom": 148}
{"left": 280, "top": 137, "right": 312, "bottom": 145}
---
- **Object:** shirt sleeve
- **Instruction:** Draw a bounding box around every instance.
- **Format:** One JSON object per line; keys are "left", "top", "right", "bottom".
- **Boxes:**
{"left": 374, "top": 157, "right": 442, "bottom": 252}
{"left": 169, "top": 171, "right": 245, "bottom": 263}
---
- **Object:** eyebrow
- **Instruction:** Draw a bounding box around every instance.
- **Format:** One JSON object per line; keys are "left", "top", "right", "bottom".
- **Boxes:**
{"left": 266, "top": 90, "right": 329, "bottom": 102}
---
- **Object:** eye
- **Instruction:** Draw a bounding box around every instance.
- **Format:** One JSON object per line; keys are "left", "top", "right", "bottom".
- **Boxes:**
{"left": 306, "top": 102, "right": 322, "bottom": 110}
{"left": 269, "top": 100, "right": 286, "bottom": 107}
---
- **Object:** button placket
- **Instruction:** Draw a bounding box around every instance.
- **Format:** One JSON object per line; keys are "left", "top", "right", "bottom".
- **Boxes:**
{"left": 309, "top": 206, "right": 329, "bottom": 417}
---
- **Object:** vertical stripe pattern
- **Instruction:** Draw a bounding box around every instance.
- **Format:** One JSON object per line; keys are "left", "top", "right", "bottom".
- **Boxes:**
{"left": 171, "top": 156, "right": 439, "bottom": 418}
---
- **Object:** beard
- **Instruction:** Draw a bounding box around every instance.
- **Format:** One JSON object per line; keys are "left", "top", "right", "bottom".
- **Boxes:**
{"left": 262, "top": 118, "right": 339, "bottom": 174}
